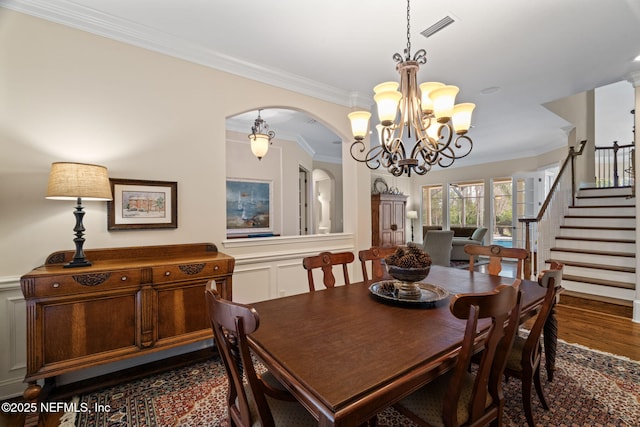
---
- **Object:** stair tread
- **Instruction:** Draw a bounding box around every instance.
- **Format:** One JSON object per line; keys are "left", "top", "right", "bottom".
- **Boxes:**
{"left": 569, "top": 205, "right": 634, "bottom": 209}
{"left": 559, "top": 225, "right": 635, "bottom": 230}
{"left": 548, "top": 259, "right": 636, "bottom": 273}
{"left": 562, "top": 274, "right": 636, "bottom": 290}
{"left": 554, "top": 236, "right": 635, "bottom": 244}
{"left": 564, "top": 215, "right": 635, "bottom": 219}
{"left": 550, "top": 247, "right": 636, "bottom": 257}
{"left": 576, "top": 194, "right": 632, "bottom": 199}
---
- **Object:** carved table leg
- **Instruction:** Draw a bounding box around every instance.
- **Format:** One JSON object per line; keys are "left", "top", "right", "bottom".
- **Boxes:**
{"left": 543, "top": 301, "right": 558, "bottom": 381}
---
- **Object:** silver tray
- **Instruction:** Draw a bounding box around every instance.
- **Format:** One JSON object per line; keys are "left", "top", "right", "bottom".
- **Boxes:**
{"left": 369, "top": 280, "right": 449, "bottom": 308}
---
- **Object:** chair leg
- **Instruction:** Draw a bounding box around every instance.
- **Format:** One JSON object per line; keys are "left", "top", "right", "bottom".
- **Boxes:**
{"left": 533, "top": 364, "right": 549, "bottom": 410}
{"left": 522, "top": 375, "right": 535, "bottom": 427}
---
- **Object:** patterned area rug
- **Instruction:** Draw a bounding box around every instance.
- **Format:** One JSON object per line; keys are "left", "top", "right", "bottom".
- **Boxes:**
{"left": 70, "top": 339, "right": 640, "bottom": 426}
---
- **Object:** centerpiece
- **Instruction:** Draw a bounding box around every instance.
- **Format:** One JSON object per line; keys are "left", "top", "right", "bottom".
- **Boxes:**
{"left": 385, "top": 243, "right": 432, "bottom": 300}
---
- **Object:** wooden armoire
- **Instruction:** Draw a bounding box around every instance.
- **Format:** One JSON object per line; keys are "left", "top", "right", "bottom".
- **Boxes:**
{"left": 371, "top": 193, "right": 407, "bottom": 247}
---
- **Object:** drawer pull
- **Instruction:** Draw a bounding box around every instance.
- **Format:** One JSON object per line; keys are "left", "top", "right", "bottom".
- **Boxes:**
{"left": 52, "top": 283, "right": 60, "bottom": 288}
{"left": 72, "top": 273, "right": 110, "bottom": 286}
{"left": 121, "top": 276, "right": 127, "bottom": 281}
{"left": 165, "top": 271, "right": 171, "bottom": 276}
{"left": 178, "top": 263, "right": 205, "bottom": 275}
{"left": 213, "top": 265, "right": 219, "bottom": 271}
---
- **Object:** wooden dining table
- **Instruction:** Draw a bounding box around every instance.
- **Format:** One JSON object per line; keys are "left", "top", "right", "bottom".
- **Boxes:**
{"left": 247, "top": 265, "right": 548, "bottom": 427}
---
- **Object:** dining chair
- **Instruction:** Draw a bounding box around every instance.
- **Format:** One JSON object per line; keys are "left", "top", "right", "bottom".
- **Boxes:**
{"left": 504, "top": 262, "right": 563, "bottom": 427}
{"left": 205, "top": 288, "right": 317, "bottom": 427}
{"left": 302, "top": 251, "right": 355, "bottom": 291}
{"left": 394, "top": 281, "right": 522, "bottom": 427}
{"left": 464, "top": 244, "right": 528, "bottom": 279}
{"left": 422, "top": 230, "right": 454, "bottom": 267}
{"left": 358, "top": 246, "right": 397, "bottom": 282}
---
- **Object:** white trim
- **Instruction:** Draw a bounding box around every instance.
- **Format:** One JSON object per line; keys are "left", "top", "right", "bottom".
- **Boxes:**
{"left": 0, "top": 276, "right": 21, "bottom": 291}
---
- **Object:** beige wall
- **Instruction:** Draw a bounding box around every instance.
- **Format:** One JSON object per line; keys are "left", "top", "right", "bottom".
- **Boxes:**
{"left": 0, "top": 10, "right": 363, "bottom": 277}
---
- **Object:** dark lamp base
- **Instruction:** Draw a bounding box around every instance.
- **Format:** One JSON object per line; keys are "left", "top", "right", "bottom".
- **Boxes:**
{"left": 64, "top": 258, "right": 92, "bottom": 268}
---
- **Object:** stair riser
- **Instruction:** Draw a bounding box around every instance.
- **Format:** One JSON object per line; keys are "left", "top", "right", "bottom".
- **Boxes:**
{"left": 561, "top": 280, "right": 635, "bottom": 301}
{"left": 549, "top": 250, "right": 635, "bottom": 268}
{"left": 567, "top": 206, "right": 636, "bottom": 216}
{"left": 563, "top": 217, "right": 635, "bottom": 227}
{"left": 558, "top": 228, "right": 633, "bottom": 239}
{"left": 553, "top": 239, "right": 636, "bottom": 252}
{"left": 575, "top": 197, "right": 635, "bottom": 207}
{"left": 578, "top": 187, "right": 634, "bottom": 198}
{"left": 561, "top": 265, "right": 636, "bottom": 283}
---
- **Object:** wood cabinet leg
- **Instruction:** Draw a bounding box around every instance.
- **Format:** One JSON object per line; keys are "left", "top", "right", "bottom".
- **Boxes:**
{"left": 23, "top": 382, "right": 41, "bottom": 401}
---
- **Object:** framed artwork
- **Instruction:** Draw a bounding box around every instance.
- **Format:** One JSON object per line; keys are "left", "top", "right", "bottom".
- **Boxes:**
{"left": 226, "top": 178, "right": 273, "bottom": 234}
{"left": 107, "top": 178, "right": 177, "bottom": 230}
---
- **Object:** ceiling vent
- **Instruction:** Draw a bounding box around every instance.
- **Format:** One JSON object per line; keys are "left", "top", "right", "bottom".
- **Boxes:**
{"left": 420, "top": 15, "right": 455, "bottom": 38}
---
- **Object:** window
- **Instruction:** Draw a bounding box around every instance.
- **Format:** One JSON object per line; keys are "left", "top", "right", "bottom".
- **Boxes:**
{"left": 449, "top": 181, "right": 484, "bottom": 227}
{"left": 422, "top": 185, "right": 443, "bottom": 226}
{"left": 493, "top": 178, "right": 513, "bottom": 247}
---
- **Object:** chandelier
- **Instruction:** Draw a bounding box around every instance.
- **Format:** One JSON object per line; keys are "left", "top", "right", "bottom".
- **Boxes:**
{"left": 248, "top": 109, "right": 275, "bottom": 160}
{"left": 348, "top": 0, "right": 475, "bottom": 177}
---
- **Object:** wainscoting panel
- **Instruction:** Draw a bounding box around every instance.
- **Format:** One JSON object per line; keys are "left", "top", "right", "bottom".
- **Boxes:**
{"left": 274, "top": 260, "right": 311, "bottom": 297}
{"left": 232, "top": 265, "right": 273, "bottom": 303}
{"left": 0, "top": 277, "right": 27, "bottom": 399}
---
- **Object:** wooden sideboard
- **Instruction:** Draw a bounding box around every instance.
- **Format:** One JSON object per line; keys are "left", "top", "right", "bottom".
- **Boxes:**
{"left": 20, "top": 243, "right": 234, "bottom": 400}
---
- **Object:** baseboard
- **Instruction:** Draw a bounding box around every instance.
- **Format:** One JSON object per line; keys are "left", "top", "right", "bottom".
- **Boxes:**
{"left": 558, "top": 290, "right": 633, "bottom": 318}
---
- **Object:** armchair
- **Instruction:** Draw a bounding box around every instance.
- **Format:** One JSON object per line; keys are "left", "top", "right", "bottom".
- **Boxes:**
{"left": 450, "top": 227, "right": 488, "bottom": 261}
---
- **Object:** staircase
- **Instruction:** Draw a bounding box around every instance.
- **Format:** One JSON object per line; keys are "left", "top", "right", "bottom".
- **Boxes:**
{"left": 549, "top": 186, "right": 636, "bottom": 317}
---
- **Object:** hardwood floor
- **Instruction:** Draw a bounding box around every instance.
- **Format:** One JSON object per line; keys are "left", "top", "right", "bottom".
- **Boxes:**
{"left": 2, "top": 269, "right": 638, "bottom": 426}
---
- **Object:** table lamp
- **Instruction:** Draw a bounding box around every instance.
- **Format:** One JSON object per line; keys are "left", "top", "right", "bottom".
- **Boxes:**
{"left": 406, "top": 210, "right": 418, "bottom": 242}
{"left": 46, "top": 162, "right": 113, "bottom": 268}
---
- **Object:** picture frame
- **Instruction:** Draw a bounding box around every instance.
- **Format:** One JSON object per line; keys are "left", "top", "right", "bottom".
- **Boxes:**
{"left": 226, "top": 178, "right": 273, "bottom": 235}
{"left": 107, "top": 178, "right": 177, "bottom": 230}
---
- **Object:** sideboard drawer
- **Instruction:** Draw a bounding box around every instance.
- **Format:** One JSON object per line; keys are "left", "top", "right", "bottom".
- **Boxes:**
{"left": 152, "top": 260, "right": 230, "bottom": 283}
{"left": 22, "top": 269, "right": 142, "bottom": 298}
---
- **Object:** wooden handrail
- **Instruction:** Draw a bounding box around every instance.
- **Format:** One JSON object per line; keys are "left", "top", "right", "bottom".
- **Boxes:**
{"left": 518, "top": 139, "right": 587, "bottom": 278}
{"left": 537, "top": 139, "right": 587, "bottom": 220}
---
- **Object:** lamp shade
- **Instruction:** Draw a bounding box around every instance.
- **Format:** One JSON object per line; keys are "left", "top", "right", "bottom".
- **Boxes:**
{"left": 249, "top": 134, "right": 270, "bottom": 159}
{"left": 46, "top": 162, "right": 112, "bottom": 201}
{"left": 430, "top": 85, "right": 459, "bottom": 123}
{"left": 374, "top": 89, "right": 402, "bottom": 125}
{"left": 348, "top": 111, "right": 371, "bottom": 139}
{"left": 406, "top": 210, "right": 418, "bottom": 219}
{"left": 374, "top": 81, "right": 402, "bottom": 125}
{"left": 419, "top": 82, "right": 444, "bottom": 114}
{"left": 452, "top": 103, "right": 476, "bottom": 135}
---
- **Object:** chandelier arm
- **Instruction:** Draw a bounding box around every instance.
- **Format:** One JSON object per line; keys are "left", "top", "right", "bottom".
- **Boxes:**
{"left": 435, "top": 133, "right": 474, "bottom": 161}
{"left": 350, "top": 141, "right": 390, "bottom": 170}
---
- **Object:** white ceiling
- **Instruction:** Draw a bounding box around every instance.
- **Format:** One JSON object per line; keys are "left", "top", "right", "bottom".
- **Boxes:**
{"left": 4, "top": 0, "right": 640, "bottom": 166}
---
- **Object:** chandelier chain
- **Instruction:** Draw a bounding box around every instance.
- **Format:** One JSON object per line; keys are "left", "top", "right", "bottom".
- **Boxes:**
{"left": 405, "top": 0, "right": 411, "bottom": 59}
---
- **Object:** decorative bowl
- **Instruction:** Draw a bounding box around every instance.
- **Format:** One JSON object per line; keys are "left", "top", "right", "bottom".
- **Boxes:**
{"left": 387, "top": 265, "right": 430, "bottom": 283}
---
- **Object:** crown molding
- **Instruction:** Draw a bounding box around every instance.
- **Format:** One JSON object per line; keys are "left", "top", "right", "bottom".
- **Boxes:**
{"left": 1, "top": 0, "right": 355, "bottom": 106}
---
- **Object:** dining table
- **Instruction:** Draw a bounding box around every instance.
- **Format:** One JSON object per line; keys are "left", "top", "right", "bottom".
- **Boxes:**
{"left": 247, "top": 265, "right": 549, "bottom": 427}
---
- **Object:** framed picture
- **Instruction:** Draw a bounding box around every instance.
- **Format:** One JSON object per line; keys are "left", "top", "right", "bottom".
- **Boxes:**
{"left": 107, "top": 179, "right": 177, "bottom": 230}
{"left": 226, "top": 178, "right": 273, "bottom": 234}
